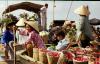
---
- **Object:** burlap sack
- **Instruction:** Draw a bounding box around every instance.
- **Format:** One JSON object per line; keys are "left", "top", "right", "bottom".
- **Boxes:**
{"left": 33, "top": 48, "right": 39, "bottom": 61}
{"left": 39, "top": 49, "right": 48, "bottom": 64}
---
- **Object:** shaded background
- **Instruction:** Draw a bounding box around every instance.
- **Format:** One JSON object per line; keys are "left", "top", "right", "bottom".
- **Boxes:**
{"left": 0, "top": 1, "right": 100, "bottom": 29}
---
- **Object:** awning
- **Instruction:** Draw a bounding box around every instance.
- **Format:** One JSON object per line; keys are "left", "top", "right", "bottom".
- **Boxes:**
{"left": 3, "top": 2, "right": 43, "bottom": 14}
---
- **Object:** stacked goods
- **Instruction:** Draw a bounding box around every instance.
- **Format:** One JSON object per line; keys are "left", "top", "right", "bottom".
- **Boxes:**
{"left": 33, "top": 48, "right": 39, "bottom": 61}
{"left": 72, "top": 47, "right": 86, "bottom": 55}
{"left": 76, "top": 49, "right": 86, "bottom": 55}
{"left": 47, "top": 51, "right": 60, "bottom": 64}
{"left": 73, "top": 56, "right": 88, "bottom": 64}
{"left": 68, "top": 47, "right": 86, "bottom": 55}
{"left": 94, "top": 58, "right": 100, "bottom": 64}
{"left": 39, "top": 49, "right": 48, "bottom": 64}
{"left": 39, "top": 31, "right": 49, "bottom": 44}
{"left": 93, "top": 52, "right": 100, "bottom": 58}
{"left": 64, "top": 51, "right": 75, "bottom": 64}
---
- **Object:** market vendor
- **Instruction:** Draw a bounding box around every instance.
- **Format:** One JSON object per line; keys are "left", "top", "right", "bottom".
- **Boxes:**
{"left": 16, "top": 21, "right": 46, "bottom": 57}
{"left": 47, "top": 30, "right": 71, "bottom": 51}
{"left": 55, "top": 30, "right": 71, "bottom": 51}
{"left": 74, "top": 5, "right": 94, "bottom": 48}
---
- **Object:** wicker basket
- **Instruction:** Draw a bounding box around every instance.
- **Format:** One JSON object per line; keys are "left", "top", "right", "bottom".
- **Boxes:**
{"left": 47, "top": 51, "right": 60, "bottom": 64}
{"left": 39, "top": 49, "right": 48, "bottom": 64}
{"left": 33, "top": 48, "right": 39, "bottom": 61}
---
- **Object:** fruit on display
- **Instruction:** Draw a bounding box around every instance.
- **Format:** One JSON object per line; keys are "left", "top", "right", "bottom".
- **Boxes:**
{"left": 94, "top": 58, "right": 100, "bottom": 64}
{"left": 64, "top": 51, "right": 75, "bottom": 60}
{"left": 73, "top": 56, "right": 88, "bottom": 64}
{"left": 47, "top": 51, "right": 60, "bottom": 64}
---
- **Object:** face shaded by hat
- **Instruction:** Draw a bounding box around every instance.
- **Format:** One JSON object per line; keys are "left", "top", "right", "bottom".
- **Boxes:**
{"left": 74, "top": 5, "right": 90, "bottom": 16}
{"left": 24, "top": 21, "right": 39, "bottom": 32}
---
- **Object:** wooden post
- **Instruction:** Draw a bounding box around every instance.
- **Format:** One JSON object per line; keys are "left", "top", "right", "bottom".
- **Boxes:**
{"left": 13, "top": 26, "right": 16, "bottom": 64}
{"left": 53, "top": 0, "right": 55, "bottom": 22}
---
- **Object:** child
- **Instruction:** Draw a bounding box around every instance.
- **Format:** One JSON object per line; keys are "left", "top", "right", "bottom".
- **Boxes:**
{"left": 1, "top": 22, "right": 14, "bottom": 59}
{"left": 55, "top": 30, "right": 70, "bottom": 51}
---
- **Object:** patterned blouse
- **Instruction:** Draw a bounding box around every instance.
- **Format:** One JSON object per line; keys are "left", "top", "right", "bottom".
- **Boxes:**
{"left": 19, "top": 29, "right": 46, "bottom": 49}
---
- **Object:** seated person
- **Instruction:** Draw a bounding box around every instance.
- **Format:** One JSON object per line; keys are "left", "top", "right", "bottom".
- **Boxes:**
{"left": 47, "top": 30, "right": 71, "bottom": 51}
{"left": 55, "top": 30, "right": 71, "bottom": 51}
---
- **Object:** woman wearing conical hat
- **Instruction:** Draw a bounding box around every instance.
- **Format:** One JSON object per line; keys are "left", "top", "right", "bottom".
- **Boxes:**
{"left": 16, "top": 18, "right": 26, "bottom": 45}
{"left": 74, "top": 5, "right": 94, "bottom": 48}
{"left": 16, "top": 20, "right": 46, "bottom": 57}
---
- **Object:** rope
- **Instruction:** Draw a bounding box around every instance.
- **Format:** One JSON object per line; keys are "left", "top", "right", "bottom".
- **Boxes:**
{"left": 89, "top": 6, "right": 96, "bottom": 18}
{"left": 66, "top": 1, "right": 73, "bottom": 20}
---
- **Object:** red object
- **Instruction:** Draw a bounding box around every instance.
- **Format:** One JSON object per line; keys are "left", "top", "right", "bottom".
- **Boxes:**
{"left": 64, "top": 52, "right": 74, "bottom": 60}
{"left": 94, "top": 58, "right": 100, "bottom": 64}
{"left": 74, "top": 57, "right": 88, "bottom": 62}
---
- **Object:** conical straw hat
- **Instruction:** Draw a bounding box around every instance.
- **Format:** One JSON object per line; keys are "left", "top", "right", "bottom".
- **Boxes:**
{"left": 16, "top": 18, "right": 26, "bottom": 26}
{"left": 24, "top": 21, "right": 39, "bottom": 32}
{"left": 74, "top": 5, "right": 90, "bottom": 16}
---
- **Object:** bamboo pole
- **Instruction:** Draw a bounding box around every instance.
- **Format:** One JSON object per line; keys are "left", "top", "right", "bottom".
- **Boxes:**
{"left": 13, "top": 26, "right": 16, "bottom": 64}
{"left": 53, "top": 0, "right": 55, "bottom": 22}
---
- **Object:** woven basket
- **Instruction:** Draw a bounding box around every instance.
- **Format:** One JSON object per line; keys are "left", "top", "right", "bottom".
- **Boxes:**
{"left": 39, "top": 49, "right": 48, "bottom": 64}
{"left": 47, "top": 51, "right": 60, "bottom": 64}
{"left": 33, "top": 48, "right": 39, "bottom": 61}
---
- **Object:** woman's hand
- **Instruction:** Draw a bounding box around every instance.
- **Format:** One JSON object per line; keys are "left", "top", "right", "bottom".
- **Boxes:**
{"left": 25, "top": 42, "right": 34, "bottom": 48}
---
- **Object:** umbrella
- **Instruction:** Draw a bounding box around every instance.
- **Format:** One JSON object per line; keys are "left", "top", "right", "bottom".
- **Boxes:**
{"left": 90, "top": 18, "right": 100, "bottom": 25}
{"left": 3, "top": 2, "right": 43, "bottom": 14}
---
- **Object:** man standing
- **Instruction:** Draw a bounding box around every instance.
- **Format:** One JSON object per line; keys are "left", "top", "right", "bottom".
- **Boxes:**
{"left": 40, "top": 3, "right": 48, "bottom": 31}
{"left": 74, "top": 5, "right": 94, "bottom": 48}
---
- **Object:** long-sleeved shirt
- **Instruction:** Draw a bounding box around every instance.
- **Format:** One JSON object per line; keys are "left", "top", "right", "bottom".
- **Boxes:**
{"left": 56, "top": 39, "right": 68, "bottom": 51}
{"left": 19, "top": 29, "right": 46, "bottom": 49}
{"left": 1, "top": 30, "right": 14, "bottom": 44}
{"left": 16, "top": 27, "right": 28, "bottom": 45}
{"left": 76, "top": 16, "right": 93, "bottom": 40}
